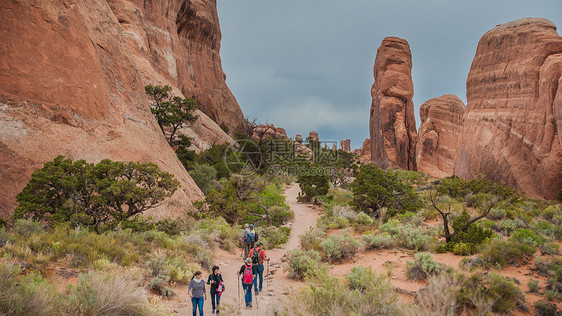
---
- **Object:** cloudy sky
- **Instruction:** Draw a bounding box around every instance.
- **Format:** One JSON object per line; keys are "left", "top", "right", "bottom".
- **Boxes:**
{"left": 217, "top": 0, "right": 562, "bottom": 149}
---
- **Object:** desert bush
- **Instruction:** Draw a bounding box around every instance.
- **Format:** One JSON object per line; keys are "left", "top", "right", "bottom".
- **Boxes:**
{"left": 437, "top": 175, "right": 515, "bottom": 201}
{"left": 442, "top": 209, "right": 494, "bottom": 255}
{"left": 510, "top": 228, "right": 546, "bottom": 247}
{"left": 380, "top": 219, "right": 435, "bottom": 251}
{"left": 407, "top": 252, "right": 441, "bottom": 281}
{"left": 12, "top": 219, "right": 44, "bottom": 237}
{"left": 0, "top": 263, "right": 60, "bottom": 316}
{"left": 558, "top": 190, "right": 562, "bottom": 202}
{"left": 531, "top": 219, "right": 562, "bottom": 241}
{"left": 416, "top": 272, "right": 463, "bottom": 316}
{"left": 487, "top": 273, "right": 525, "bottom": 313}
{"left": 66, "top": 270, "right": 151, "bottom": 315}
{"left": 487, "top": 208, "right": 507, "bottom": 220}
{"left": 539, "top": 242, "right": 561, "bottom": 256}
{"left": 361, "top": 233, "right": 394, "bottom": 250}
{"left": 285, "top": 249, "right": 322, "bottom": 280}
{"left": 326, "top": 187, "right": 354, "bottom": 205}
{"left": 479, "top": 239, "right": 536, "bottom": 268}
{"left": 146, "top": 254, "right": 168, "bottom": 277}
{"left": 528, "top": 279, "right": 541, "bottom": 293}
{"left": 189, "top": 164, "right": 217, "bottom": 195}
{"left": 497, "top": 218, "right": 527, "bottom": 234}
{"left": 351, "top": 164, "right": 421, "bottom": 218}
{"left": 0, "top": 227, "right": 9, "bottom": 247}
{"left": 268, "top": 205, "right": 294, "bottom": 227}
{"left": 355, "top": 212, "right": 374, "bottom": 226}
{"left": 257, "top": 226, "right": 291, "bottom": 249}
{"left": 300, "top": 228, "right": 326, "bottom": 251}
{"left": 297, "top": 163, "right": 330, "bottom": 202}
{"left": 149, "top": 276, "right": 176, "bottom": 297}
{"left": 331, "top": 205, "right": 357, "bottom": 223}
{"left": 346, "top": 266, "right": 378, "bottom": 292}
{"left": 545, "top": 288, "right": 560, "bottom": 302}
{"left": 319, "top": 230, "right": 361, "bottom": 262}
{"left": 534, "top": 300, "right": 559, "bottom": 316}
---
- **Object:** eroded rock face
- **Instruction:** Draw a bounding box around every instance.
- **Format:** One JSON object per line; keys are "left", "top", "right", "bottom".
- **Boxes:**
{"left": 309, "top": 131, "right": 319, "bottom": 141}
{"left": 341, "top": 139, "right": 351, "bottom": 152}
{"left": 454, "top": 18, "right": 562, "bottom": 199}
{"left": 416, "top": 95, "right": 465, "bottom": 178}
{"left": 369, "top": 37, "right": 417, "bottom": 170}
{"left": 251, "top": 124, "right": 288, "bottom": 140}
{"left": 0, "top": 0, "right": 242, "bottom": 217}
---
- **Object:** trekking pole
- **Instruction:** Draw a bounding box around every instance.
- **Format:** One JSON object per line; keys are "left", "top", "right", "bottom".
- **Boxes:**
{"left": 267, "top": 260, "right": 270, "bottom": 288}
{"left": 237, "top": 275, "right": 240, "bottom": 306}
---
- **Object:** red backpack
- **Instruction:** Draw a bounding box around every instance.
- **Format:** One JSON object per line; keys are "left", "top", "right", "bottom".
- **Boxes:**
{"left": 242, "top": 264, "right": 254, "bottom": 285}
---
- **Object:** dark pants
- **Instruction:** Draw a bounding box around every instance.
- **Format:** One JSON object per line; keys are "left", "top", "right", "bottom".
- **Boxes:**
{"left": 253, "top": 264, "right": 264, "bottom": 292}
{"left": 210, "top": 289, "right": 220, "bottom": 310}
{"left": 242, "top": 282, "right": 253, "bottom": 306}
{"left": 191, "top": 297, "right": 204, "bottom": 316}
{"left": 244, "top": 242, "right": 255, "bottom": 257}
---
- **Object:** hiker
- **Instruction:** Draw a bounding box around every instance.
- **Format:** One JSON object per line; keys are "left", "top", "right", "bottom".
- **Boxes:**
{"left": 242, "top": 224, "right": 250, "bottom": 257}
{"left": 237, "top": 258, "right": 256, "bottom": 308}
{"left": 207, "top": 266, "right": 224, "bottom": 314}
{"left": 188, "top": 271, "right": 206, "bottom": 316}
{"left": 242, "top": 224, "right": 258, "bottom": 258}
{"left": 248, "top": 242, "right": 269, "bottom": 294}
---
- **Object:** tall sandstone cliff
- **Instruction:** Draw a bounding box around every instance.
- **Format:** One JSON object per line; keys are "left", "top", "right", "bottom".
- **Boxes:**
{"left": 370, "top": 37, "right": 417, "bottom": 170}
{"left": 416, "top": 95, "right": 465, "bottom": 178}
{"left": 455, "top": 18, "right": 562, "bottom": 199}
{"left": 0, "top": 0, "right": 243, "bottom": 218}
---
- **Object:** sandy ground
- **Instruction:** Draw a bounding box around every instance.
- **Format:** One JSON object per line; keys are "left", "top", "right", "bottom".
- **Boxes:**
{"left": 169, "top": 183, "right": 321, "bottom": 315}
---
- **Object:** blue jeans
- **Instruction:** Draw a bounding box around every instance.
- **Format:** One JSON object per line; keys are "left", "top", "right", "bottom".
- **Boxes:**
{"left": 242, "top": 282, "right": 253, "bottom": 306}
{"left": 253, "top": 264, "right": 264, "bottom": 292}
{"left": 191, "top": 296, "right": 204, "bottom": 316}
{"left": 210, "top": 289, "right": 221, "bottom": 310}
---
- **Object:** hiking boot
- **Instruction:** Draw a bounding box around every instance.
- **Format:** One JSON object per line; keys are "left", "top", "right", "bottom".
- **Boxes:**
{"left": 255, "top": 290, "right": 259, "bottom": 295}
{"left": 212, "top": 308, "right": 216, "bottom": 314}
{"left": 249, "top": 302, "right": 253, "bottom": 307}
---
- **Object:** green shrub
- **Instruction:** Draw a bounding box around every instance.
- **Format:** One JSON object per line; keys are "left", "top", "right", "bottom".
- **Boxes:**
{"left": 539, "top": 242, "right": 560, "bottom": 256}
{"left": 487, "top": 208, "right": 507, "bottom": 220}
{"left": 300, "top": 228, "right": 326, "bottom": 251}
{"left": 487, "top": 273, "right": 525, "bottom": 313}
{"left": 497, "top": 218, "right": 526, "bottom": 234}
{"left": 351, "top": 164, "right": 421, "bottom": 218}
{"left": 545, "top": 288, "right": 560, "bottom": 301}
{"left": 0, "top": 263, "right": 60, "bottom": 316}
{"left": 319, "top": 230, "right": 361, "bottom": 262}
{"left": 66, "top": 270, "right": 151, "bottom": 315}
{"left": 445, "top": 209, "right": 494, "bottom": 255}
{"left": 416, "top": 272, "right": 464, "bottom": 316}
{"left": 346, "top": 266, "right": 378, "bottom": 292}
{"left": 188, "top": 164, "right": 217, "bottom": 195}
{"left": 534, "top": 300, "right": 559, "bottom": 316}
{"left": 326, "top": 187, "right": 353, "bottom": 205}
{"left": 355, "top": 212, "right": 374, "bottom": 226}
{"left": 510, "top": 228, "right": 546, "bottom": 247}
{"left": 258, "top": 226, "right": 290, "bottom": 249}
{"left": 531, "top": 219, "right": 562, "bottom": 241}
{"left": 13, "top": 219, "right": 44, "bottom": 236}
{"left": 534, "top": 257, "right": 562, "bottom": 286}
{"left": 285, "top": 249, "right": 322, "bottom": 280}
{"left": 331, "top": 205, "right": 357, "bottom": 223}
{"left": 149, "top": 275, "right": 175, "bottom": 297}
{"left": 407, "top": 252, "right": 441, "bottom": 280}
{"left": 361, "top": 233, "right": 394, "bottom": 250}
{"left": 437, "top": 175, "right": 515, "bottom": 200}
{"left": 528, "top": 279, "right": 541, "bottom": 293}
{"left": 0, "top": 227, "right": 9, "bottom": 246}
{"left": 479, "top": 239, "right": 536, "bottom": 268}
{"left": 297, "top": 163, "right": 330, "bottom": 202}
{"left": 268, "top": 205, "right": 294, "bottom": 227}
{"left": 146, "top": 255, "right": 168, "bottom": 277}
{"left": 558, "top": 190, "right": 562, "bottom": 202}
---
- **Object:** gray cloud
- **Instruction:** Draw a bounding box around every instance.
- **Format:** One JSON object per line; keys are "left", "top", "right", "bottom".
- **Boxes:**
{"left": 217, "top": 0, "right": 562, "bottom": 149}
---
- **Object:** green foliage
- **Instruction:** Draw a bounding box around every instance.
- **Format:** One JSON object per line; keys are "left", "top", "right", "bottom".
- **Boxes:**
{"left": 534, "top": 300, "right": 559, "bottom": 316}
{"left": 407, "top": 252, "right": 441, "bottom": 280}
{"left": 558, "top": 190, "right": 562, "bottom": 202}
{"left": 13, "top": 156, "right": 179, "bottom": 231}
{"left": 297, "top": 163, "right": 330, "bottom": 202}
{"left": 326, "top": 187, "right": 354, "bottom": 205}
{"left": 0, "top": 227, "right": 9, "bottom": 247}
{"left": 351, "top": 164, "right": 421, "bottom": 218}
{"left": 479, "top": 239, "right": 536, "bottom": 268}
{"left": 487, "top": 207, "right": 507, "bottom": 220}
{"left": 258, "top": 226, "right": 291, "bottom": 249}
{"left": 319, "top": 230, "right": 361, "bottom": 263}
{"left": 355, "top": 212, "right": 374, "bottom": 226}
{"left": 534, "top": 257, "right": 562, "bottom": 286}
{"left": 13, "top": 219, "right": 44, "bottom": 237}
{"left": 0, "top": 263, "right": 60, "bottom": 316}
{"left": 437, "top": 175, "right": 516, "bottom": 201}
{"left": 528, "top": 279, "right": 540, "bottom": 293}
{"left": 285, "top": 249, "right": 322, "bottom": 280}
{"left": 361, "top": 233, "right": 394, "bottom": 250}
{"left": 510, "top": 228, "right": 546, "bottom": 247}
{"left": 380, "top": 219, "right": 435, "bottom": 251}
{"left": 487, "top": 273, "right": 525, "bottom": 313}
{"left": 545, "top": 288, "right": 560, "bottom": 301}
{"left": 445, "top": 209, "right": 494, "bottom": 255}
{"left": 346, "top": 266, "right": 377, "bottom": 292}
{"left": 145, "top": 84, "right": 198, "bottom": 146}
{"left": 300, "top": 228, "right": 327, "bottom": 251}
{"left": 189, "top": 164, "right": 217, "bottom": 194}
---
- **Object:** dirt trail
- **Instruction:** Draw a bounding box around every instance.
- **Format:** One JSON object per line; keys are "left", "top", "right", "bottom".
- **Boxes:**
{"left": 172, "top": 183, "right": 321, "bottom": 315}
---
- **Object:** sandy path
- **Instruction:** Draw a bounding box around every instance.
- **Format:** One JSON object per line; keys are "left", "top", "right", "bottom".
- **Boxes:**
{"left": 172, "top": 183, "right": 321, "bottom": 315}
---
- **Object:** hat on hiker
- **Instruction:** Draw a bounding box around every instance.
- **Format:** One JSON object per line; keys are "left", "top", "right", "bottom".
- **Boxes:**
{"left": 249, "top": 224, "right": 254, "bottom": 229}
{"left": 245, "top": 258, "right": 252, "bottom": 264}
{"left": 256, "top": 242, "right": 263, "bottom": 247}
{"left": 244, "top": 224, "right": 249, "bottom": 228}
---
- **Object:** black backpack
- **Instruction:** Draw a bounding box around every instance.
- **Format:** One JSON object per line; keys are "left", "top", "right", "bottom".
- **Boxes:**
{"left": 251, "top": 247, "right": 260, "bottom": 264}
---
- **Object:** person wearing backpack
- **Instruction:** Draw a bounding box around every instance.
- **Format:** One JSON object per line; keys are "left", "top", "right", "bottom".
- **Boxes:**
{"left": 188, "top": 271, "right": 206, "bottom": 316}
{"left": 207, "top": 266, "right": 224, "bottom": 314}
{"left": 242, "top": 224, "right": 251, "bottom": 257}
{"left": 237, "top": 258, "right": 256, "bottom": 308}
{"left": 248, "top": 242, "right": 269, "bottom": 294}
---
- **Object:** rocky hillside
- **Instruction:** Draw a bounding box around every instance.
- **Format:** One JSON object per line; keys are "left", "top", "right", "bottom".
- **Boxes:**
{"left": 0, "top": 0, "right": 243, "bottom": 218}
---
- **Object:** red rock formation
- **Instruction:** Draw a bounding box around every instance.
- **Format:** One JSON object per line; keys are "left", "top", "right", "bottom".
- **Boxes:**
{"left": 251, "top": 124, "right": 287, "bottom": 140}
{"left": 354, "top": 138, "right": 372, "bottom": 164}
{"left": 455, "top": 18, "right": 562, "bottom": 199}
{"left": 309, "top": 131, "right": 319, "bottom": 141}
{"left": 295, "top": 134, "right": 303, "bottom": 143}
{"left": 0, "top": 0, "right": 243, "bottom": 218}
{"left": 415, "top": 95, "right": 465, "bottom": 178}
{"left": 341, "top": 139, "right": 351, "bottom": 152}
{"left": 369, "top": 37, "right": 417, "bottom": 170}
{"left": 107, "top": 0, "right": 244, "bottom": 133}
{"left": 276, "top": 127, "right": 287, "bottom": 139}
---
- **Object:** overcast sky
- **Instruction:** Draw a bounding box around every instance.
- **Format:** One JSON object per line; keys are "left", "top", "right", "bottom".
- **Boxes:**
{"left": 217, "top": 0, "right": 562, "bottom": 149}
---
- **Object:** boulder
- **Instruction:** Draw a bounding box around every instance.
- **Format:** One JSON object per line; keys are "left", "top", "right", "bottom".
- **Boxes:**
{"left": 369, "top": 37, "right": 417, "bottom": 170}
{"left": 416, "top": 95, "right": 465, "bottom": 178}
{"left": 454, "top": 18, "right": 562, "bottom": 199}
